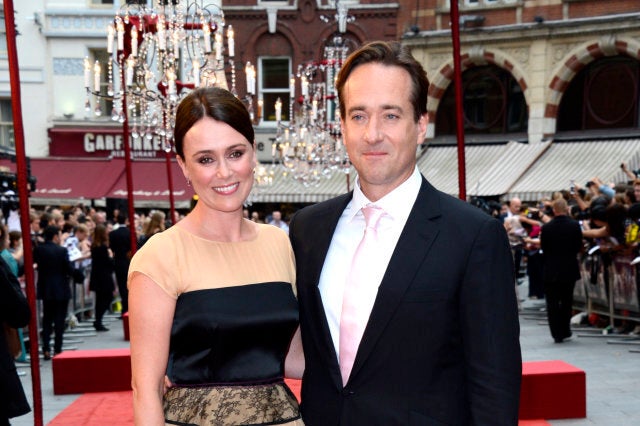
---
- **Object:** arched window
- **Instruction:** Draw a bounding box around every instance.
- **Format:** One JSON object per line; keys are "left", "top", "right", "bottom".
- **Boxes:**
{"left": 436, "top": 65, "right": 527, "bottom": 137}
{"left": 557, "top": 56, "right": 640, "bottom": 131}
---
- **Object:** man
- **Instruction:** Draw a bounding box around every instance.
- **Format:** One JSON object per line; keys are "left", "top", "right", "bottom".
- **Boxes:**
{"left": 540, "top": 198, "right": 583, "bottom": 343}
{"left": 289, "top": 41, "right": 521, "bottom": 425}
{"left": 269, "top": 210, "right": 289, "bottom": 234}
{"left": 33, "top": 225, "right": 73, "bottom": 360}
{"left": 109, "top": 213, "right": 131, "bottom": 317}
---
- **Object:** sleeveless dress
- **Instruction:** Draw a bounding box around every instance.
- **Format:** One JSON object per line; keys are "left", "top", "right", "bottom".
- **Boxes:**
{"left": 128, "top": 223, "right": 303, "bottom": 425}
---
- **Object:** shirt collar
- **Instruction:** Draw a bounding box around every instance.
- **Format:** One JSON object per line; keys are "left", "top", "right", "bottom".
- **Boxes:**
{"left": 347, "top": 167, "right": 422, "bottom": 223}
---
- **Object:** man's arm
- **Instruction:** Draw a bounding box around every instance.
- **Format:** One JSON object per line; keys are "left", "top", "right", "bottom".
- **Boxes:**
{"left": 460, "top": 218, "right": 522, "bottom": 425}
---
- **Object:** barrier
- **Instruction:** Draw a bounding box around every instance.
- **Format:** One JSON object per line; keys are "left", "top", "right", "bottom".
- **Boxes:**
{"left": 122, "top": 312, "right": 130, "bottom": 341}
{"left": 576, "top": 250, "right": 640, "bottom": 327}
{"left": 519, "top": 360, "right": 586, "bottom": 420}
{"left": 52, "top": 348, "right": 132, "bottom": 394}
{"left": 53, "top": 349, "right": 585, "bottom": 421}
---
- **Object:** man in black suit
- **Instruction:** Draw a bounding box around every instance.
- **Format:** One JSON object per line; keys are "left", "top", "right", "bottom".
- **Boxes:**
{"left": 540, "top": 198, "right": 584, "bottom": 343}
{"left": 109, "top": 213, "right": 132, "bottom": 317}
{"left": 33, "top": 226, "right": 73, "bottom": 359}
{"left": 289, "top": 41, "right": 521, "bottom": 425}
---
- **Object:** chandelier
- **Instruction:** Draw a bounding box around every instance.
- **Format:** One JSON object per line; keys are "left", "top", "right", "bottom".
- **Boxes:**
{"left": 83, "top": 0, "right": 251, "bottom": 153}
{"left": 253, "top": 0, "right": 356, "bottom": 189}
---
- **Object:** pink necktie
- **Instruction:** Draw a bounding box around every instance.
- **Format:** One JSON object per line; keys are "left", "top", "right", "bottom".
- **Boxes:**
{"left": 339, "top": 205, "right": 385, "bottom": 386}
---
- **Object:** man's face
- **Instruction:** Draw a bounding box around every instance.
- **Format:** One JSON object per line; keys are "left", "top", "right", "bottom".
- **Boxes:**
{"left": 509, "top": 200, "right": 521, "bottom": 215}
{"left": 340, "top": 63, "right": 427, "bottom": 202}
{"left": 634, "top": 184, "right": 640, "bottom": 202}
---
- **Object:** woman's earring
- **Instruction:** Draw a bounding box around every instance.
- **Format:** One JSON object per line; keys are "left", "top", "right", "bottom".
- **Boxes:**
{"left": 186, "top": 178, "right": 191, "bottom": 186}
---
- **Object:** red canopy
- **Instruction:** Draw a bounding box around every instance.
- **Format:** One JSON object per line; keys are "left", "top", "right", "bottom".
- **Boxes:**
{"left": 106, "top": 159, "right": 194, "bottom": 208}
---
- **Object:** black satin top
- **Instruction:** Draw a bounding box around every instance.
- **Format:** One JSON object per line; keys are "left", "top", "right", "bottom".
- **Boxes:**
{"left": 167, "top": 282, "right": 299, "bottom": 385}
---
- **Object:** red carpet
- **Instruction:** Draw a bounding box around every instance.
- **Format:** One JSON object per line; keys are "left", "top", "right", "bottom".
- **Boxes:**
{"left": 49, "top": 380, "right": 550, "bottom": 425}
{"left": 48, "top": 391, "right": 133, "bottom": 426}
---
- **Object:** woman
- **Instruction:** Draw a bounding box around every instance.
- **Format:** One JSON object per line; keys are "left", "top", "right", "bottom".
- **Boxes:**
{"left": 128, "top": 87, "right": 303, "bottom": 425}
{"left": 89, "top": 224, "right": 115, "bottom": 332}
{"left": 137, "top": 210, "right": 166, "bottom": 248}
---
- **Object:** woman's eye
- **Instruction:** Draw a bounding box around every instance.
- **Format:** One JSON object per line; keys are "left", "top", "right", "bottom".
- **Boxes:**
{"left": 198, "top": 156, "right": 214, "bottom": 164}
{"left": 229, "top": 150, "right": 244, "bottom": 159}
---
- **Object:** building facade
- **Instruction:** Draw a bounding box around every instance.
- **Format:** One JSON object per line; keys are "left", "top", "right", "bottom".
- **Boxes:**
{"left": 397, "top": 0, "right": 640, "bottom": 200}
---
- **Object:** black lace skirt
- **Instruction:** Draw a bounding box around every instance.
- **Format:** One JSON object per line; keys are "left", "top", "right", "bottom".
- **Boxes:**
{"left": 163, "top": 381, "right": 303, "bottom": 426}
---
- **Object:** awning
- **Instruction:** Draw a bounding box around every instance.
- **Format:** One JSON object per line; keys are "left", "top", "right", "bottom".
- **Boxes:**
{"left": 106, "top": 159, "right": 194, "bottom": 209}
{"left": 249, "top": 165, "right": 354, "bottom": 204}
{"left": 417, "top": 141, "right": 549, "bottom": 198}
{"left": 506, "top": 139, "right": 640, "bottom": 202}
{"left": 0, "top": 157, "right": 125, "bottom": 206}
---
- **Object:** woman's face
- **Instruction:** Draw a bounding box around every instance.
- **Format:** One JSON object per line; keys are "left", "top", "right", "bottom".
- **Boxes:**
{"left": 177, "top": 116, "right": 256, "bottom": 215}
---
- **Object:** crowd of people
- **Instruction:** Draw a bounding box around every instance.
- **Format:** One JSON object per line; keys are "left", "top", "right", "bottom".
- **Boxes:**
{"left": 500, "top": 165, "right": 640, "bottom": 341}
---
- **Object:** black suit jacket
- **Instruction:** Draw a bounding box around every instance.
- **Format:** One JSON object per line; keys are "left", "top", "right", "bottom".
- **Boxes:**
{"left": 109, "top": 226, "right": 131, "bottom": 271}
{"left": 289, "top": 177, "right": 521, "bottom": 425}
{"left": 0, "top": 257, "right": 31, "bottom": 418}
{"left": 540, "top": 215, "right": 583, "bottom": 282}
{"left": 33, "top": 241, "right": 73, "bottom": 301}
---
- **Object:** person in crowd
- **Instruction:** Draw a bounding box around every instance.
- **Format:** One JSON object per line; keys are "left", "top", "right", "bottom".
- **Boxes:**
{"left": 29, "top": 211, "right": 43, "bottom": 247}
{"left": 0, "top": 256, "right": 31, "bottom": 424}
{"left": 7, "top": 231, "right": 23, "bottom": 278}
{"left": 520, "top": 218, "right": 543, "bottom": 300}
{"left": 137, "top": 210, "right": 166, "bottom": 248}
{"left": 109, "top": 214, "right": 131, "bottom": 318}
{"left": 89, "top": 224, "right": 115, "bottom": 332}
{"left": 128, "top": 87, "right": 303, "bottom": 425}
{"left": 33, "top": 225, "right": 73, "bottom": 360}
{"left": 251, "top": 211, "right": 264, "bottom": 223}
{"left": 289, "top": 41, "right": 521, "bottom": 425}
{"left": 268, "top": 210, "right": 289, "bottom": 234}
{"left": 0, "top": 226, "right": 19, "bottom": 278}
{"left": 540, "top": 198, "right": 584, "bottom": 343}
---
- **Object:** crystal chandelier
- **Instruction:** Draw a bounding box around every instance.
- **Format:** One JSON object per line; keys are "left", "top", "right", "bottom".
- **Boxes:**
{"left": 263, "top": 1, "right": 355, "bottom": 188}
{"left": 83, "top": 0, "right": 249, "bottom": 153}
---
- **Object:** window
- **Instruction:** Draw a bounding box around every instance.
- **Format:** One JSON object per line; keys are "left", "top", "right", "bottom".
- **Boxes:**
{"left": 557, "top": 56, "right": 640, "bottom": 131}
{"left": 0, "top": 12, "right": 6, "bottom": 56}
{"left": 0, "top": 100, "right": 15, "bottom": 152}
{"left": 259, "top": 57, "right": 291, "bottom": 123}
{"left": 88, "top": 48, "right": 114, "bottom": 120}
{"left": 436, "top": 65, "right": 527, "bottom": 136}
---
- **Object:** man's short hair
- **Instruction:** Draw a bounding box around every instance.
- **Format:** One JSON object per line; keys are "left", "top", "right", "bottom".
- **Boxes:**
{"left": 42, "top": 225, "right": 60, "bottom": 242}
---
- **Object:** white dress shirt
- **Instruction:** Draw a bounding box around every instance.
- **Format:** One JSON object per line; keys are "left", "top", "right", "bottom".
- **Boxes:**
{"left": 318, "top": 167, "right": 422, "bottom": 357}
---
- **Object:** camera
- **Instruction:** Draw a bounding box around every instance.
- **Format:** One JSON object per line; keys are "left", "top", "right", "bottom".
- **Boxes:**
{"left": 569, "top": 180, "right": 575, "bottom": 195}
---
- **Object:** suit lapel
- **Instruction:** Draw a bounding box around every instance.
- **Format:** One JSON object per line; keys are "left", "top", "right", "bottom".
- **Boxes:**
{"left": 349, "top": 178, "right": 442, "bottom": 381}
{"left": 303, "top": 194, "right": 352, "bottom": 383}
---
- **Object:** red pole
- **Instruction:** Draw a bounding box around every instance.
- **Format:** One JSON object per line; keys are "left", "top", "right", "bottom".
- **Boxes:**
{"left": 120, "top": 62, "right": 138, "bottom": 257}
{"left": 3, "top": 0, "right": 43, "bottom": 424}
{"left": 450, "top": 0, "right": 467, "bottom": 201}
{"left": 164, "top": 150, "right": 176, "bottom": 225}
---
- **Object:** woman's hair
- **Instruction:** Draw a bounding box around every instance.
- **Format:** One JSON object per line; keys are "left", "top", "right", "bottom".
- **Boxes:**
{"left": 335, "top": 40, "right": 429, "bottom": 122}
{"left": 91, "top": 224, "right": 109, "bottom": 248}
{"left": 9, "top": 230, "right": 22, "bottom": 248}
{"left": 173, "top": 87, "right": 254, "bottom": 158}
{"left": 143, "top": 211, "right": 166, "bottom": 238}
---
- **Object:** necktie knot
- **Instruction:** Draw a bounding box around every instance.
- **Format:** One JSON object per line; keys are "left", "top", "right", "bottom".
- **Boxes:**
{"left": 362, "top": 205, "right": 384, "bottom": 232}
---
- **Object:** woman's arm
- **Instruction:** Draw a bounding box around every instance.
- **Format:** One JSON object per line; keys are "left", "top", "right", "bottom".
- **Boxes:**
{"left": 284, "top": 326, "right": 305, "bottom": 379}
{"left": 129, "top": 272, "right": 176, "bottom": 426}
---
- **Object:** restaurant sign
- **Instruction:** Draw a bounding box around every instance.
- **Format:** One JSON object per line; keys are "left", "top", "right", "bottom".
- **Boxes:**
{"left": 48, "top": 127, "right": 168, "bottom": 159}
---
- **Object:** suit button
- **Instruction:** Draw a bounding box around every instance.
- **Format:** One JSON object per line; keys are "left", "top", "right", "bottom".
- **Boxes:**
{"left": 342, "top": 388, "right": 355, "bottom": 396}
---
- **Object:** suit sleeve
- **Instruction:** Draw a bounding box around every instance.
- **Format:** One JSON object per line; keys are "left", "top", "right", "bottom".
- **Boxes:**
{"left": 460, "top": 217, "right": 522, "bottom": 424}
{"left": 0, "top": 257, "right": 30, "bottom": 328}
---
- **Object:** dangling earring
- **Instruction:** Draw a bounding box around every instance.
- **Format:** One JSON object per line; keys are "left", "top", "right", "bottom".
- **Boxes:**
{"left": 186, "top": 178, "right": 191, "bottom": 187}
